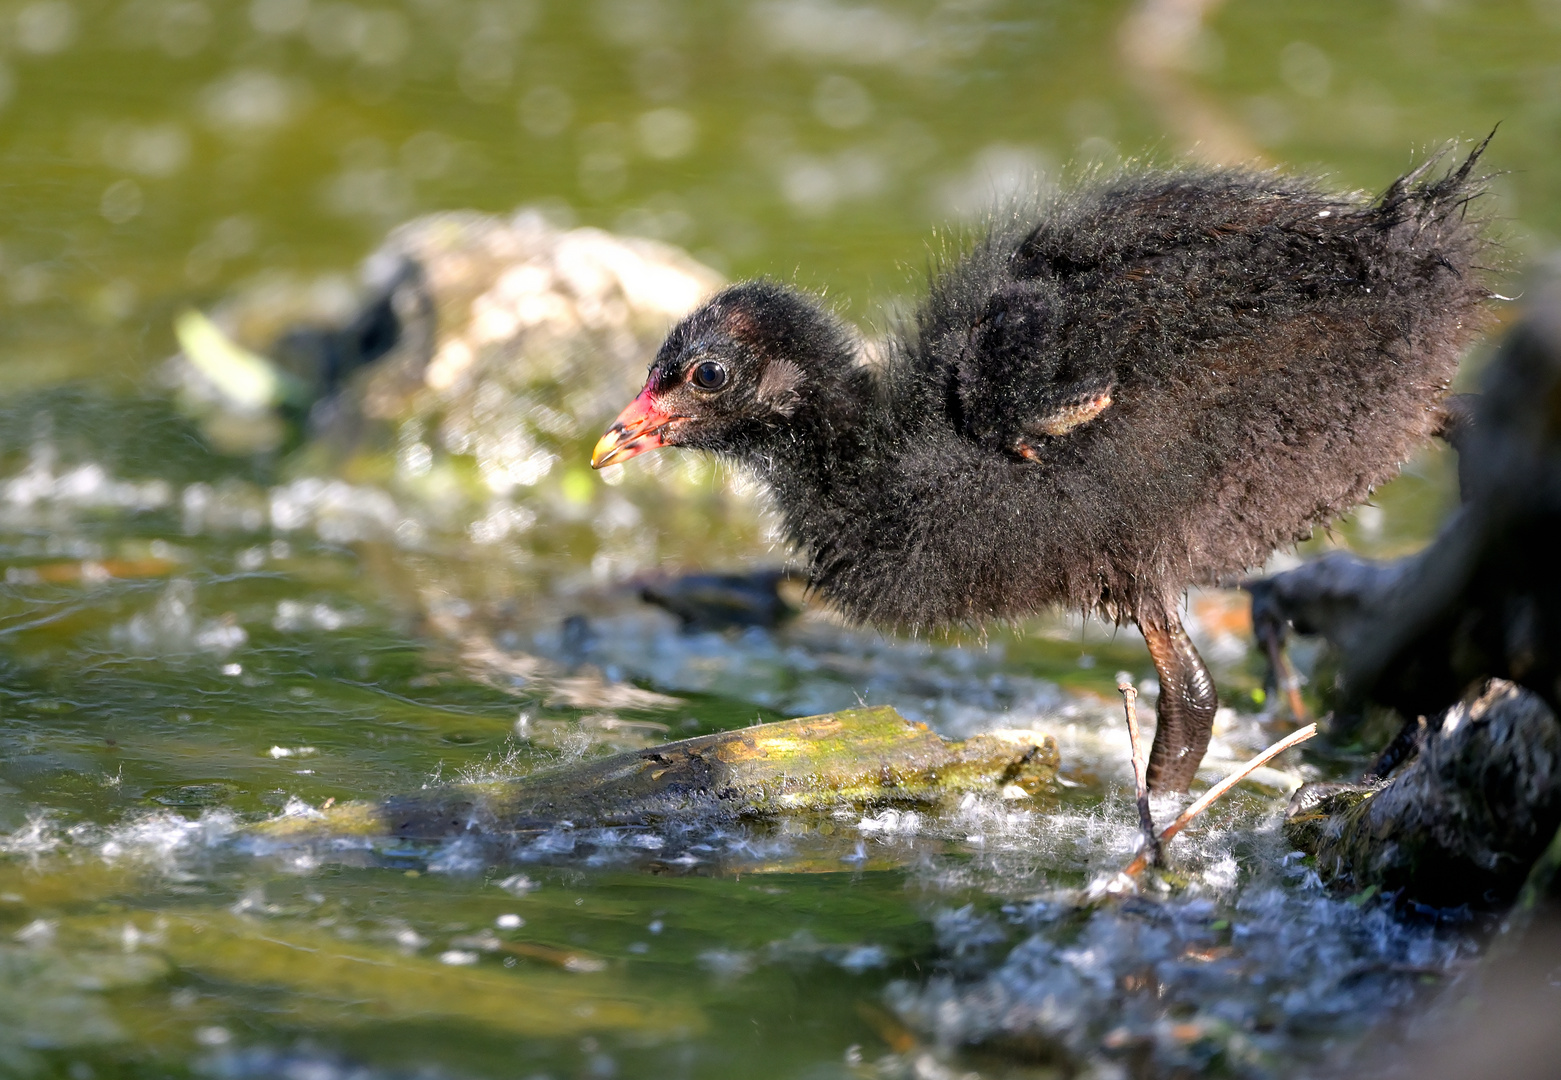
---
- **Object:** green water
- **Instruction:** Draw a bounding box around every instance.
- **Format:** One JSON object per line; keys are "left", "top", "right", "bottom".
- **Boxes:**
{"left": 0, "top": 1, "right": 1556, "bottom": 1077}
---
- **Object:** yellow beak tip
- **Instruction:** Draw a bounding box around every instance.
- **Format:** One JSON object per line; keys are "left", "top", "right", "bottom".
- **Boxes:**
{"left": 590, "top": 436, "right": 618, "bottom": 470}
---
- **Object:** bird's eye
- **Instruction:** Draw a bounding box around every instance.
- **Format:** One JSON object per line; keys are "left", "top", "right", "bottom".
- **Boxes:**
{"left": 690, "top": 360, "right": 728, "bottom": 390}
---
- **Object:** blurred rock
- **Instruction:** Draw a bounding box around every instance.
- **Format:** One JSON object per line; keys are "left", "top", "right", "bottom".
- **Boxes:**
{"left": 1355, "top": 787, "right": 1561, "bottom": 1080}
{"left": 1258, "top": 268, "right": 1561, "bottom": 910}
{"left": 168, "top": 208, "right": 722, "bottom": 462}
{"left": 163, "top": 209, "right": 776, "bottom": 614}
{"left": 348, "top": 210, "right": 723, "bottom": 466}
{"left": 637, "top": 568, "right": 801, "bottom": 631}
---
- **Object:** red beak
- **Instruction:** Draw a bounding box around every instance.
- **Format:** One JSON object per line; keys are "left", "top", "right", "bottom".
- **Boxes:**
{"left": 591, "top": 387, "right": 676, "bottom": 469}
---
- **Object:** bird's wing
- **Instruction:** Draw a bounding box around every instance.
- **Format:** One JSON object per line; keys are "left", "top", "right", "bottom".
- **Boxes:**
{"left": 945, "top": 277, "right": 1115, "bottom": 458}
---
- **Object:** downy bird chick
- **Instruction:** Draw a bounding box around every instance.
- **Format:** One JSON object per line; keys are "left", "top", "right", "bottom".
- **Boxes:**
{"left": 594, "top": 143, "right": 1495, "bottom": 792}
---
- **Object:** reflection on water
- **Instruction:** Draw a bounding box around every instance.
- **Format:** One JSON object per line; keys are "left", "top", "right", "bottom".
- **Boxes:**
{"left": 0, "top": 0, "right": 1555, "bottom": 1077}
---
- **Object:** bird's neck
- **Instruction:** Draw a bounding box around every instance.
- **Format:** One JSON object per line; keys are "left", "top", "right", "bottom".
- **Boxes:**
{"left": 742, "top": 359, "right": 886, "bottom": 533}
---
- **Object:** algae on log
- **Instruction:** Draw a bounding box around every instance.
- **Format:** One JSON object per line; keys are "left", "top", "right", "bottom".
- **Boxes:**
{"left": 260, "top": 706, "right": 1060, "bottom": 842}
{"left": 1285, "top": 681, "right": 1561, "bottom": 907}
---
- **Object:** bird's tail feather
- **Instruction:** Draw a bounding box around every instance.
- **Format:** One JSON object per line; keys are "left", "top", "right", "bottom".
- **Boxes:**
{"left": 1373, "top": 127, "right": 1497, "bottom": 232}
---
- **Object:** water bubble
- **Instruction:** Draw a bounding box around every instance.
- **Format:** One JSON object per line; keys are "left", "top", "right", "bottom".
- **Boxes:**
{"left": 751, "top": 1, "right": 917, "bottom": 67}
{"left": 305, "top": 1, "right": 361, "bottom": 57}
{"left": 250, "top": 0, "right": 309, "bottom": 36}
{"left": 742, "top": 112, "right": 796, "bottom": 163}
{"left": 636, "top": 107, "right": 697, "bottom": 160}
{"left": 697, "top": 948, "right": 756, "bottom": 982}
{"left": 102, "top": 122, "right": 191, "bottom": 178}
{"left": 319, "top": 164, "right": 413, "bottom": 221}
{"left": 498, "top": 873, "right": 537, "bottom": 895}
{"left": 578, "top": 148, "right": 627, "bottom": 200}
{"left": 1064, "top": 98, "right": 1116, "bottom": 142}
{"left": 458, "top": 28, "right": 515, "bottom": 102}
{"left": 1354, "top": 503, "right": 1385, "bottom": 538}
{"left": 813, "top": 74, "right": 872, "bottom": 129}
{"left": 593, "top": 0, "right": 672, "bottom": 48}
{"left": 13, "top": 918, "right": 57, "bottom": 945}
{"left": 632, "top": 47, "right": 689, "bottom": 101}
{"left": 16, "top": 1, "right": 77, "bottom": 55}
{"left": 157, "top": 1, "right": 213, "bottom": 57}
{"left": 615, "top": 193, "right": 693, "bottom": 243}
{"left": 100, "top": 179, "right": 144, "bottom": 225}
{"left": 936, "top": 142, "right": 1053, "bottom": 221}
{"left": 200, "top": 69, "right": 306, "bottom": 134}
{"left": 400, "top": 130, "right": 455, "bottom": 179}
{"left": 520, "top": 85, "right": 573, "bottom": 137}
{"left": 88, "top": 278, "right": 137, "bottom": 324}
{"left": 835, "top": 944, "right": 888, "bottom": 972}
{"left": 1279, "top": 41, "right": 1332, "bottom": 98}
{"left": 1244, "top": 95, "right": 1293, "bottom": 146}
{"left": 356, "top": 8, "right": 409, "bottom": 66}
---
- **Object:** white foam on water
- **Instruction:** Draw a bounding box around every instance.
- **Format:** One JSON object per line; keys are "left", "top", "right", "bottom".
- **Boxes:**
{"left": 880, "top": 812, "right": 1471, "bottom": 1077}
{"left": 97, "top": 809, "right": 238, "bottom": 867}
{"left": 0, "top": 812, "right": 62, "bottom": 856}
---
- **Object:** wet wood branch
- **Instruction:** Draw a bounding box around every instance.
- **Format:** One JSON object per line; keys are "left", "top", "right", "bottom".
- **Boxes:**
{"left": 1118, "top": 674, "right": 1162, "bottom": 867}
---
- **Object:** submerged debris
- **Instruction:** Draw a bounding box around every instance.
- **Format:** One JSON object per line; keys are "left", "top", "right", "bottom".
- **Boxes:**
{"left": 637, "top": 568, "right": 801, "bottom": 631}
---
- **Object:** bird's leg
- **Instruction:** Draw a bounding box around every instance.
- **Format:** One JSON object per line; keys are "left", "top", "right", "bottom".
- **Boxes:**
{"left": 1247, "top": 580, "right": 1309, "bottom": 721}
{"left": 1254, "top": 613, "right": 1309, "bottom": 722}
{"left": 1137, "top": 609, "right": 1219, "bottom": 794}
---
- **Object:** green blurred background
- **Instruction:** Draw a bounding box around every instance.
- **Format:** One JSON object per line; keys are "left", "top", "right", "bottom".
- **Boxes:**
{"left": 0, "top": 0, "right": 1553, "bottom": 387}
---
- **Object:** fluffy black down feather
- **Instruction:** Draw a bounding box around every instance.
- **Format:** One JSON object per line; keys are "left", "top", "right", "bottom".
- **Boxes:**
{"left": 764, "top": 147, "right": 1496, "bottom": 630}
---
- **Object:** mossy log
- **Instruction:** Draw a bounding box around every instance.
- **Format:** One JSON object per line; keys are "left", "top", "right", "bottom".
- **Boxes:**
{"left": 1285, "top": 681, "right": 1561, "bottom": 907}
{"left": 260, "top": 706, "right": 1059, "bottom": 842}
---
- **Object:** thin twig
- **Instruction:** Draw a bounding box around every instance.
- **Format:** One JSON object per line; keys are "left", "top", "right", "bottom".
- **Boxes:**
{"left": 1118, "top": 673, "right": 1162, "bottom": 867}
{"left": 1121, "top": 723, "right": 1318, "bottom": 878}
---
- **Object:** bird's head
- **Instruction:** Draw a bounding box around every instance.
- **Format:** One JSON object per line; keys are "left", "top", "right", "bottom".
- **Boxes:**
{"left": 591, "top": 281, "right": 850, "bottom": 469}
